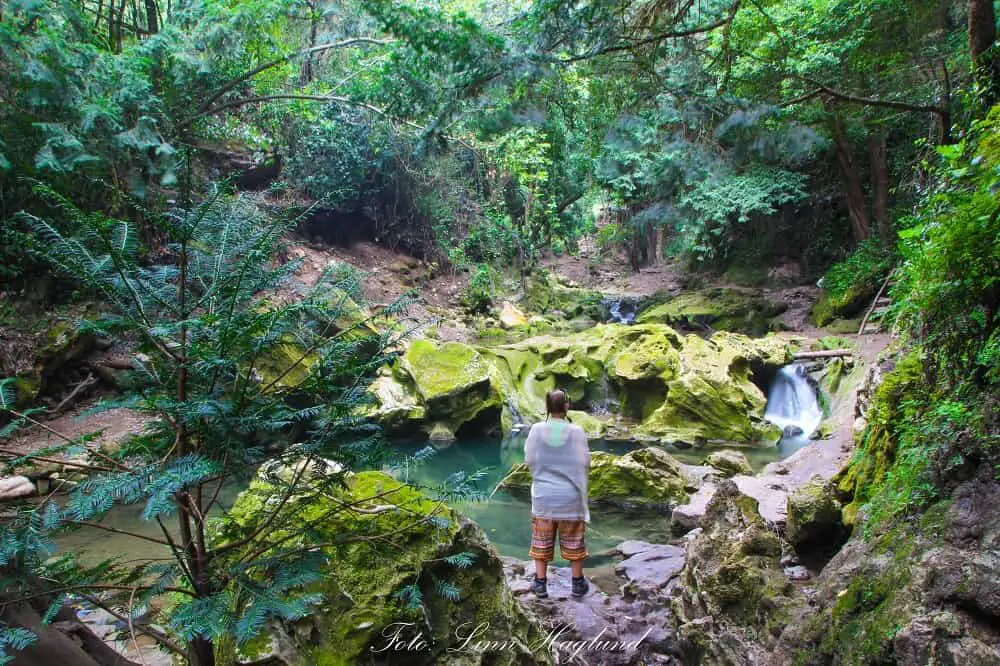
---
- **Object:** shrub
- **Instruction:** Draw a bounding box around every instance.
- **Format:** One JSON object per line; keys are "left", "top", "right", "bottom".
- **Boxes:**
{"left": 821, "top": 237, "right": 893, "bottom": 302}
{"left": 460, "top": 264, "right": 494, "bottom": 313}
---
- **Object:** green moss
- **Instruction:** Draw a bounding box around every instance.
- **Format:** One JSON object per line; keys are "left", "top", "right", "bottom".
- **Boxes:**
{"left": 499, "top": 446, "right": 688, "bottom": 506}
{"left": 836, "top": 351, "right": 925, "bottom": 516}
{"left": 376, "top": 323, "right": 792, "bottom": 447}
{"left": 567, "top": 410, "right": 607, "bottom": 437}
{"left": 610, "top": 328, "right": 681, "bottom": 381}
{"left": 810, "top": 283, "right": 872, "bottom": 327}
{"left": 255, "top": 335, "right": 320, "bottom": 391}
{"left": 404, "top": 339, "right": 491, "bottom": 403}
{"left": 811, "top": 336, "right": 855, "bottom": 352}
{"left": 524, "top": 271, "right": 604, "bottom": 319}
{"left": 705, "top": 449, "right": 754, "bottom": 477}
{"left": 785, "top": 478, "right": 844, "bottom": 550}
{"left": 635, "top": 288, "right": 787, "bottom": 335}
{"left": 400, "top": 339, "right": 505, "bottom": 438}
{"left": 224, "top": 470, "right": 547, "bottom": 665}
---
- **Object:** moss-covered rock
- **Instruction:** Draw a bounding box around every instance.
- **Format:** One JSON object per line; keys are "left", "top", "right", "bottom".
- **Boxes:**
{"left": 636, "top": 288, "right": 787, "bottom": 335}
{"left": 608, "top": 326, "right": 682, "bottom": 383}
{"left": 635, "top": 332, "right": 788, "bottom": 445}
{"left": 566, "top": 410, "right": 608, "bottom": 437}
{"left": 524, "top": 272, "right": 604, "bottom": 319}
{"left": 834, "top": 352, "right": 924, "bottom": 523}
{"left": 366, "top": 370, "right": 425, "bottom": 432}
{"left": 222, "top": 470, "right": 549, "bottom": 666}
{"left": 371, "top": 323, "right": 790, "bottom": 447}
{"left": 810, "top": 283, "right": 873, "bottom": 327}
{"left": 785, "top": 476, "right": 845, "bottom": 552}
{"left": 774, "top": 478, "right": 1000, "bottom": 665}
{"left": 315, "top": 288, "right": 379, "bottom": 339}
{"left": 670, "top": 481, "right": 807, "bottom": 663}
{"left": 499, "top": 446, "right": 689, "bottom": 507}
{"left": 705, "top": 450, "right": 754, "bottom": 477}
{"left": 498, "top": 301, "right": 528, "bottom": 328}
{"left": 400, "top": 339, "right": 505, "bottom": 440}
{"left": 10, "top": 318, "right": 96, "bottom": 406}
{"left": 254, "top": 334, "right": 320, "bottom": 391}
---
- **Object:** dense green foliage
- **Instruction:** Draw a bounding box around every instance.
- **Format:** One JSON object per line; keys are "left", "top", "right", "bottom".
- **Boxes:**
{"left": 839, "top": 106, "right": 1000, "bottom": 535}
{"left": 1, "top": 0, "right": 987, "bottom": 288}
{"left": 0, "top": 190, "right": 480, "bottom": 664}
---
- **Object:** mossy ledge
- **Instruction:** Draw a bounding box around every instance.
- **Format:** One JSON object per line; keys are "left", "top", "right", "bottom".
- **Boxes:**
{"left": 220, "top": 469, "right": 550, "bottom": 666}
{"left": 370, "top": 324, "right": 791, "bottom": 447}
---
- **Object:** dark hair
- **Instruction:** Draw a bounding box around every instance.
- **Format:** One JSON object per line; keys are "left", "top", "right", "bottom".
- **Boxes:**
{"left": 545, "top": 389, "right": 569, "bottom": 417}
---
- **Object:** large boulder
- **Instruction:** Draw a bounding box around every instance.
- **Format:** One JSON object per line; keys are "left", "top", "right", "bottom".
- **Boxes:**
{"left": 636, "top": 288, "right": 787, "bottom": 335}
{"left": 498, "top": 301, "right": 528, "bottom": 328}
{"left": 566, "top": 410, "right": 608, "bottom": 437}
{"left": 810, "top": 283, "right": 873, "bottom": 327}
{"left": 366, "top": 370, "right": 425, "bottom": 433}
{"left": 670, "top": 481, "right": 807, "bottom": 664}
{"left": 254, "top": 334, "right": 320, "bottom": 391}
{"left": 499, "top": 446, "right": 690, "bottom": 507}
{"left": 785, "top": 476, "right": 845, "bottom": 552}
{"left": 398, "top": 339, "right": 506, "bottom": 440}
{"left": 4, "top": 318, "right": 97, "bottom": 406}
{"left": 634, "top": 332, "right": 789, "bottom": 445}
{"left": 224, "top": 470, "right": 549, "bottom": 666}
{"left": 524, "top": 272, "right": 604, "bottom": 319}
{"left": 772, "top": 478, "right": 1000, "bottom": 665}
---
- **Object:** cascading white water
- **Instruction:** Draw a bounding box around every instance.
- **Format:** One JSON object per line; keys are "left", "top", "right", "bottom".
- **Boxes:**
{"left": 604, "top": 297, "right": 637, "bottom": 324}
{"left": 764, "top": 364, "right": 822, "bottom": 439}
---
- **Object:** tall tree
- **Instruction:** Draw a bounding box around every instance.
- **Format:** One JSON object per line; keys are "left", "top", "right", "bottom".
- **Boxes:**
{"left": 969, "top": 0, "right": 999, "bottom": 107}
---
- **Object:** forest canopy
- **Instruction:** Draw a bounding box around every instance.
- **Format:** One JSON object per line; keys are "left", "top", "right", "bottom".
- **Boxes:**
{"left": 2, "top": 0, "right": 992, "bottom": 286}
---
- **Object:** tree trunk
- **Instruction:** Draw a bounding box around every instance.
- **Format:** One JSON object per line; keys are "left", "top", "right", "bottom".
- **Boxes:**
{"left": 969, "top": 0, "right": 999, "bottom": 107}
{"left": 300, "top": 2, "right": 318, "bottom": 84}
{"left": 832, "top": 115, "right": 871, "bottom": 242}
{"left": 187, "top": 637, "right": 215, "bottom": 666}
{"left": 1, "top": 596, "right": 142, "bottom": 666}
{"left": 144, "top": 0, "right": 158, "bottom": 33}
{"left": 868, "top": 134, "right": 891, "bottom": 240}
{"left": 114, "top": 0, "right": 127, "bottom": 52}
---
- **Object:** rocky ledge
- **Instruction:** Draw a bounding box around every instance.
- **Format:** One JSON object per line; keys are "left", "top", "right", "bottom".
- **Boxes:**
{"left": 502, "top": 540, "right": 688, "bottom": 665}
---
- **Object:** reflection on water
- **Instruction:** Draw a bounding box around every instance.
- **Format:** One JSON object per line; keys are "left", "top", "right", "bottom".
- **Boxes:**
{"left": 55, "top": 478, "right": 247, "bottom": 563}
{"left": 389, "top": 436, "right": 674, "bottom": 565}
{"left": 59, "top": 432, "right": 806, "bottom": 566}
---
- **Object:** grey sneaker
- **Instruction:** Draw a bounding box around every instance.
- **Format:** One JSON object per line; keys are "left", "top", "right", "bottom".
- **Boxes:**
{"left": 532, "top": 576, "right": 548, "bottom": 598}
{"left": 571, "top": 576, "right": 589, "bottom": 598}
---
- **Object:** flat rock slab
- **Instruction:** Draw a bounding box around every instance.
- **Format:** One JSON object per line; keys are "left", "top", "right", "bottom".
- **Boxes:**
{"left": 615, "top": 540, "right": 657, "bottom": 557}
{"left": 614, "top": 544, "right": 686, "bottom": 590}
{"left": 732, "top": 475, "right": 789, "bottom": 526}
{"left": 671, "top": 475, "right": 790, "bottom": 533}
{"left": 0, "top": 476, "right": 36, "bottom": 501}
{"left": 503, "top": 554, "right": 681, "bottom": 665}
{"left": 672, "top": 484, "right": 716, "bottom": 534}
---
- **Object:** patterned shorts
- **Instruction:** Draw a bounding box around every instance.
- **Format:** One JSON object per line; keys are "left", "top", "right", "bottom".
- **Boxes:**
{"left": 529, "top": 516, "right": 588, "bottom": 562}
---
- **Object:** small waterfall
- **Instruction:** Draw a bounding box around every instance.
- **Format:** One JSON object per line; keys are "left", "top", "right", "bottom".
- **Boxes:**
{"left": 507, "top": 398, "right": 527, "bottom": 433}
{"left": 589, "top": 375, "right": 614, "bottom": 415}
{"left": 764, "top": 364, "right": 822, "bottom": 439}
{"left": 603, "top": 296, "right": 637, "bottom": 324}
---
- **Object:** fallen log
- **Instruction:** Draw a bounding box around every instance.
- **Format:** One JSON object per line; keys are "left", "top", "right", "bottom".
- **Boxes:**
{"left": 792, "top": 349, "right": 853, "bottom": 360}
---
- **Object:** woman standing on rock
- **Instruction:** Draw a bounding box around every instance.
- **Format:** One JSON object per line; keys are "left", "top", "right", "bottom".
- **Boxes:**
{"left": 524, "top": 389, "right": 590, "bottom": 598}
